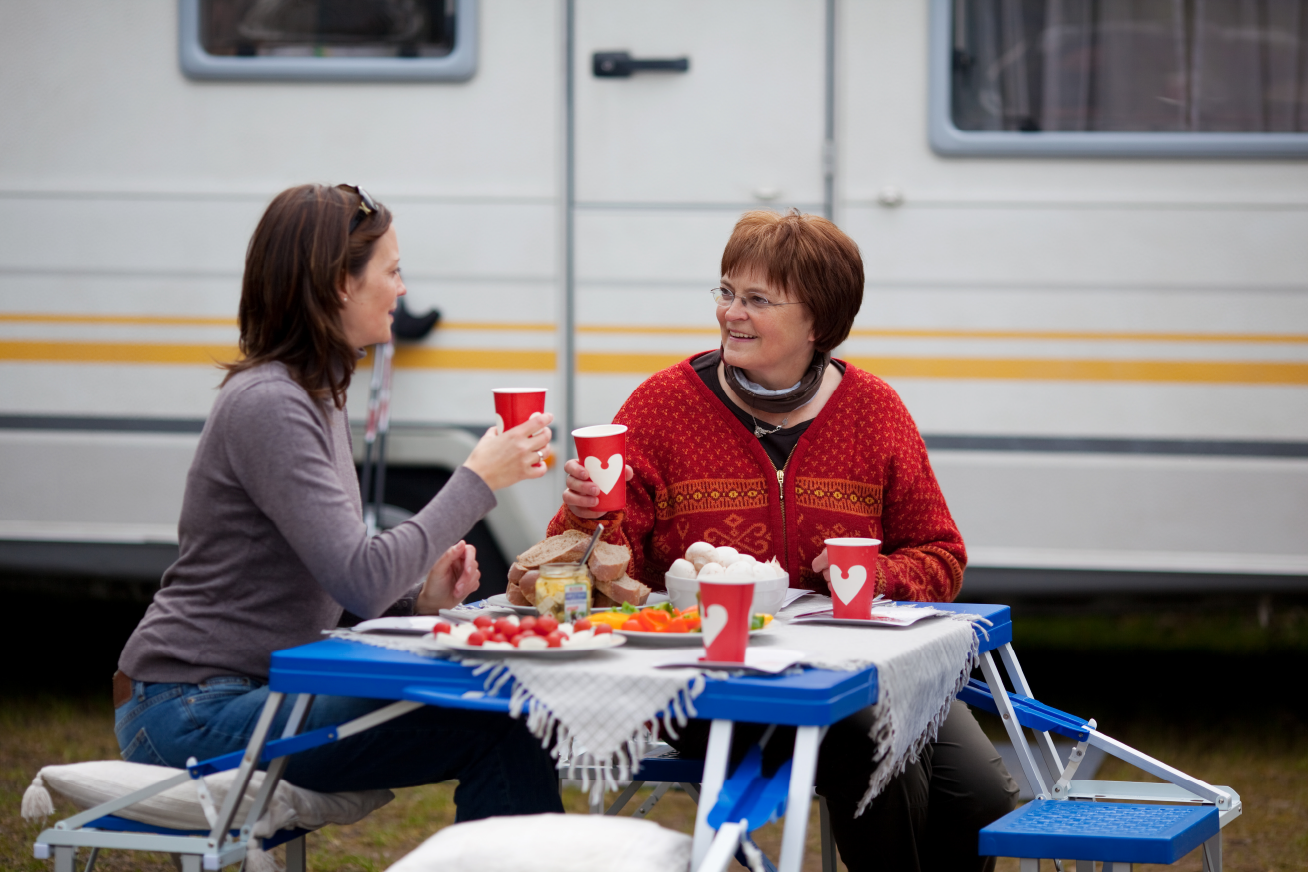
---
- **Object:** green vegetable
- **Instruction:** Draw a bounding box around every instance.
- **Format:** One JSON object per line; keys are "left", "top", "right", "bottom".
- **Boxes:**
{"left": 618, "top": 602, "right": 639, "bottom": 615}
{"left": 750, "top": 614, "right": 767, "bottom": 630}
{"left": 653, "top": 601, "right": 676, "bottom": 616}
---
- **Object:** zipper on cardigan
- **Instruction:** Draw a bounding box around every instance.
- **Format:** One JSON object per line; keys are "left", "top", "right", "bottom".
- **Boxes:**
{"left": 776, "top": 443, "right": 798, "bottom": 568}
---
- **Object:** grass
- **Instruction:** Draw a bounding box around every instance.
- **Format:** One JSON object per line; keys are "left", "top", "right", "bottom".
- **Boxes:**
{"left": 1, "top": 693, "right": 834, "bottom": 872}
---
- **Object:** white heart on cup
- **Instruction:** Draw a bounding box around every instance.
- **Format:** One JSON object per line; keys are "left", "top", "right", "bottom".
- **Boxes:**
{"left": 701, "top": 603, "right": 729, "bottom": 648}
{"left": 584, "top": 453, "right": 624, "bottom": 495}
{"left": 831, "top": 564, "right": 868, "bottom": 605}
{"left": 495, "top": 413, "right": 505, "bottom": 435}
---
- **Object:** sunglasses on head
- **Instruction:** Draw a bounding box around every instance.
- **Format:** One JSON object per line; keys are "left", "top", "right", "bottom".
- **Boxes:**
{"left": 338, "top": 184, "right": 378, "bottom": 234}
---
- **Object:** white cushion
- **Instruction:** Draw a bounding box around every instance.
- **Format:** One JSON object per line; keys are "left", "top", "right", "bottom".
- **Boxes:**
{"left": 385, "top": 813, "right": 691, "bottom": 872}
{"left": 28, "top": 761, "right": 391, "bottom": 837}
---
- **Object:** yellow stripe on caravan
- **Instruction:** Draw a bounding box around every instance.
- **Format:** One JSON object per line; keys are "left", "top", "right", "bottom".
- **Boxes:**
{"left": 579, "top": 351, "right": 1308, "bottom": 385}
{"left": 0, "top": 340, "right": 240, "bottom": 364}
{"left": 0, "top": 313, "right": 236, "bottom": 327}
{"left": 842, "top": 356, "right": 1308, "bottom": 385}
{"left": 379, "top": 346, "right": 556, "bottom": 371}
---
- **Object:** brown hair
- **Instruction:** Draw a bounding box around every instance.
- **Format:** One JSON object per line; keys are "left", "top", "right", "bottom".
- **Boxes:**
{"left": 223, "top": 184, "right": 392, "bottom": 408}
{"left": 720, "top": 209, "right": 864, "bottom": 352}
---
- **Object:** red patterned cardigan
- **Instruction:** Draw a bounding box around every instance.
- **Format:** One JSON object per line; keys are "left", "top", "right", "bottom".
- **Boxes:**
{"left": 547, "top": 353, "right": 966, "bottom": 602}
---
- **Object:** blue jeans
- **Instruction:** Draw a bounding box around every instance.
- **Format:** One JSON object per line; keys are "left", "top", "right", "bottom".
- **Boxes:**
{"left": 114, "top": 676, "right": 564, "bottom": 822}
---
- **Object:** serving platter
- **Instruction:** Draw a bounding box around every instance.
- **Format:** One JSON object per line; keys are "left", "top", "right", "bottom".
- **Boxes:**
{"left": 421, "top": 633, "right": 626, "bottom": 657}
{"left": 614, "top": 624, "right": 771, "bottom": 647}
{"left": 486, "top": 591, "right": 669, "bottom": 616}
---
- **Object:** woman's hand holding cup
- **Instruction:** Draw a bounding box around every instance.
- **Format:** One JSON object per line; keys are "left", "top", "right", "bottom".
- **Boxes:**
{"left": 463, "top": 412, "right": 553, "bottom": 491}
{"left": 562, "top": 457, "right": 634, "bottom": 519}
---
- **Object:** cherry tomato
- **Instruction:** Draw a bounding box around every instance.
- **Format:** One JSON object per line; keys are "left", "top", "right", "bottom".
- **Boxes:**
{"left": 473, "top": 615, "right": 494, "bottom": 629}
{"left": 432, "top": 622, "right": 452, "bottom": 635}
{"left": 467, "top": 631, "right": 486, "bottom": 646}
{"left": 574, "top": 618, "right": 592, "bottom": 631}
{"left": 536, "top": 615, "right": 559, "bottom": 635}
{"left": 622, "top": 618, "right": 642, "bottom": 632}
{"left": 545, "top": 631, "right": 564, "bottom": 648}
{"left": 519, "top": 616, "right": 538, "bottom": 634}
{"left": 593, "top": 623, "right": 613, "bottom": 635}
{"left": 667, "top": 618, "right": 690, "bottom": 634}
{"left": 489, "top": 632, "right": 507, "bottom": 643}
{"left": 494, "top": 618, "right": 519, "bottom": 638}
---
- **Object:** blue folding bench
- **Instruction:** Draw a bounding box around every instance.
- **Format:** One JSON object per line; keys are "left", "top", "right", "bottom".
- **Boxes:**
{"left": 951, "top": 603, "right": 1241, "bottom": 872}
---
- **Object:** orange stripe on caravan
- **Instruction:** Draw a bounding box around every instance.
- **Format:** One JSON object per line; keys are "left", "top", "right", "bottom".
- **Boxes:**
{"left": 373, "top": 347, "right": 557, "bottom": 371}
{"left": 579, "top": 352, "right": 1308, "bottom": 385}
{"left": 0, "top": 340, "right": 239, "bottom": 365}
{"left": 842, "top": 356, "right": 1308, "bottom": 385}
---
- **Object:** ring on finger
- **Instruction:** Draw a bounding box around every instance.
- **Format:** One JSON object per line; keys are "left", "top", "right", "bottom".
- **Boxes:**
{"left": 537, "top": 450, "right": 545, "bottom": 461}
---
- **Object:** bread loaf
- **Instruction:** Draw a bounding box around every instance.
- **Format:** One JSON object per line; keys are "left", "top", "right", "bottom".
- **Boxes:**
{"left": 515, "top": 530, "right": 591, "bottom": 569}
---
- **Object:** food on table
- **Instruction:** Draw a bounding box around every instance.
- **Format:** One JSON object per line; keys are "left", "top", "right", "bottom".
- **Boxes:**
{"left": 429, "top": 612, "right": 606, "bottom": 650}
{"left": 669, "top": 558, "right": 696, "bottom": 578}
{"left": 686, "top": 541, "right": 717, "bottom": 572}
{"left": 586, "top": 539, "right": 630, "bottom": 582}
{"left": 507, "top": 531, "right": 647, "bottom": 609}
{"left": 697, "top": 562, "right": 725, "bottom": 580}
{"left": 724, "top": 560, "right": 757, "bottom": 580}
{"left": 536, "top": 562, "right": 592, "bottom": 622}
{"left": 588, "top": 601, "right": 771, "bottom": 634}
{"left": 713, "top": 545, "right": 742, "bottom": 567}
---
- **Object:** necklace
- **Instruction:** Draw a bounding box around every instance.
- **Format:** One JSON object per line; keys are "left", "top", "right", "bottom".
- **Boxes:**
{"left": 748, "top": 402, "right": 788, "bottom": 437}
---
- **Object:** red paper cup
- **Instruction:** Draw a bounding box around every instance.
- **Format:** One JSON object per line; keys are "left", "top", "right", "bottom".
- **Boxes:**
{"left": 493, "top": 388, "right": 547, "bottom": 434}
{"left": 824, "top": 537, "right": 882, "bottom": 619}
{"left": 698, "top": 579, "right": 755, "bottom": 663}
{"left": 572, "top": 424, "right": 627, "bottom": 512}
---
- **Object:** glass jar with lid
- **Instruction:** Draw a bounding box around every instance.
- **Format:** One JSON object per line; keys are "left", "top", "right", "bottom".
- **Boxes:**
{"left": 535, "top": 562, "right": 592, "bottom": 623}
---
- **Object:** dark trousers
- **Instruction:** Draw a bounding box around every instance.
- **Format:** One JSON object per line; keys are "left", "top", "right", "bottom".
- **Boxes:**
{"left": 665, "top": 702, "right": 1018, "bottom": 872}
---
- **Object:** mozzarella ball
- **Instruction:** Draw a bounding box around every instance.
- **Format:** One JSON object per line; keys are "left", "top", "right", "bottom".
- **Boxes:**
{"left": 712, "top": 546, "right": 741, "bottom": 567}
{"left": 686, "top": 541, "right": 717, "bottom": 571}
{"left": 669, "top": 558, "right": 696, "bottom": 578}
{"left": 697, "top": 562, "right": 726, "bottom": 580}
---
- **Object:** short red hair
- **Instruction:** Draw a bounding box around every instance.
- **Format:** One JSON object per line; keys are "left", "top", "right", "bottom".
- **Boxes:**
{"left": 720, "top": 209, "right": 863, "bottom": 353}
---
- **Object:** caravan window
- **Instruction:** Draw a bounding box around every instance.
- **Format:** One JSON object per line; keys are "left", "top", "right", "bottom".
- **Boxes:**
{"left": 179, "top": 0, "right": 476, "bottom": 81}
{"left": 930, "top": 0, "right": 1308, "bottom": 155}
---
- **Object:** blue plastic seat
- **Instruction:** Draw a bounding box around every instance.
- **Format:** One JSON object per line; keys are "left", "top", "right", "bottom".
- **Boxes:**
{"left": 980, "top": 800, "right": 1219, "bottom": 865}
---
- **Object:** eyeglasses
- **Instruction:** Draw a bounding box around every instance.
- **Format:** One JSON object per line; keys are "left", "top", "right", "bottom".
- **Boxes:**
{"left": 711, "top": 287, "right": 806, "bottom": 312}
{"left": 338, "top": 184, "right": 378, "bottom": 234}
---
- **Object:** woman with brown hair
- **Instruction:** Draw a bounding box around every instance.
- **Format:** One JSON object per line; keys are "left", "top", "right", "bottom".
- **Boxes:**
{"left": 114, "top": 184, "right": 564, "bottom": 818}
{"left": 553, "top": 209, "right": 1017, "bottom": 869}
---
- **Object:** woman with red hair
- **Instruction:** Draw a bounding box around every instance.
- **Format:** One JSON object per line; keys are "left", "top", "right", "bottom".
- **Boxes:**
{"left": 555, "top": 210, "right": 1017, "bottom": 871}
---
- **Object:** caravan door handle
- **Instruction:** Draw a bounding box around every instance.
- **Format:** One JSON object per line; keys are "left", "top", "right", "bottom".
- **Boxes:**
{"left": 592, "top": 51, "right": 690, "bottom": 78}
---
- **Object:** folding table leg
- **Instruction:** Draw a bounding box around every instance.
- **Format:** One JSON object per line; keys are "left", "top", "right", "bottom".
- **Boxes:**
{"left": 1075, "top": 861, "right": 1095, "bottom": 872}
{"left": 998, "top": 644, "right": 1067, "bottom": 784}
{"left": 179, "top": 854, "right": 202, "bottom": 872}
{"left": 285, "top": 833, "right": 307, "bottom": 872}
{"left": 53, "top": 846, "right": 74, "bottom": 872}
{"left": 818, "top": 795, "right": 837, "bottom": 872}
{"left": 1202, "top": 831, "right": 1222, "bottom": 872}
{"left": 1019, "top": 860, "right": 1039, "bottom": 872}
{"left": 980, "top": 652, "right": 1050, "bottom": 798}
{"left": 1104, "top": 864, "right": 1132, "bottom": 872}
{"left": 777, "top": 725, "right": 824, "bottom": 872}
{"left": 692, "top": 720, "right": 734, "bottom": 869}
{"left": 207, "top": 690, "right": 284, "bottom": 849}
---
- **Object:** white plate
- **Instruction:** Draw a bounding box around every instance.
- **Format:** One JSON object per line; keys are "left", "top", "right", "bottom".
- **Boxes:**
{"left": 486, "top": 591, "right": 669, "bottom": 616}
{"left": 614, "top": 624, "right": 771, "bottom": 647}
{"left": 422, "top": 633, "right": 627, "bottom": 657}
{"left": 484, "top": 594, "right": 538, "bottom": 616}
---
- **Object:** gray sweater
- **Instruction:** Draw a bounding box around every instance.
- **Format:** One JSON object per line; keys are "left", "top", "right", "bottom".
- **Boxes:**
{"left": 119, "top": 362, "right": 495, "bottom": 683}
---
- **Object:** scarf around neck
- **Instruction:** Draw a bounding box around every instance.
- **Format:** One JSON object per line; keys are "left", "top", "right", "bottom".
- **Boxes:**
{"left": 721, "top": 347, "right": 831, "bottom": 414}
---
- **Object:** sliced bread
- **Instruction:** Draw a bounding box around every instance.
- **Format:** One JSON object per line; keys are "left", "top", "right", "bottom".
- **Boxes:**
{"left": 515, "top": 530, "right": 591, "bottom": 569}
{"left": 593, "top": 573, "right": 651, "bottom": 607}
{"left": 587, "top": 540, "right": 631, "bottom": 583}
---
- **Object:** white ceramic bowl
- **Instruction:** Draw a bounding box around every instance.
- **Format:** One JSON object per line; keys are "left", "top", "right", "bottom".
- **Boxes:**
{"left": 663, "top": 570, "right": 789, "bottom": 616}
